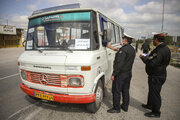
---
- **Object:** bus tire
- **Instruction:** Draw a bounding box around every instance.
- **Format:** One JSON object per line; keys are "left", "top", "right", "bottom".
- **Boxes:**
{"left": 86, "top": 81, "right": 103, "bottom": 113}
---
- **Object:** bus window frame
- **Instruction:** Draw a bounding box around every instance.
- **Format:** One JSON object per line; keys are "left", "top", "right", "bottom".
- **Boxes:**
{"left": 25, "top": 10, "right": 100, "bottom": 51}
{"left": 108, "top": 22, "right": 116, "bottom": 44}
{"left": 115, "top": 25, "right": 120, "bottom": 43}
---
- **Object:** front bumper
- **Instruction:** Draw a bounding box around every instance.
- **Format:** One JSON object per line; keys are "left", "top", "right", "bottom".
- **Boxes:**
{"left": 20, "top": 83, "right": 96, "bottom": 103}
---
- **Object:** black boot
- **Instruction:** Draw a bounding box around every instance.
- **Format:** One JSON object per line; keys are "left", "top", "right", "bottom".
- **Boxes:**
{"left": 144, "top": 112, "right": 160, "bottom": 118}
{"left": 107, "top": 108, "right": 120, "bottom": 113}
{"left": 121, "top": 105, "right": 128, "bottom": 112}
{"left": 141, "top": 104, "right": 152, "bottom": 110}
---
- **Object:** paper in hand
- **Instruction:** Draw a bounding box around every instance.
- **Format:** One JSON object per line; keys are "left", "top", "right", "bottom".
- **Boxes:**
{"left": 142, "top": 53, "right": 150, "bottom": 56}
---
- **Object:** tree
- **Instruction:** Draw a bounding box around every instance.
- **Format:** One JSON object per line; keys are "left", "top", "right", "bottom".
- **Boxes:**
{"left": 165, "top": 36, "right": 174, "bottom": 45}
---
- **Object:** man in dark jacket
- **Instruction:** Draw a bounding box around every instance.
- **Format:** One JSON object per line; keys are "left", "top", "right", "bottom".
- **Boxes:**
{"left": 135, "top": 41, "right": 139, "bottom": 53}
{"left": 139, "top": 33, "right": 171, "bottom": 118}
{"left": 141, "top": 41, "right": 150, "bottom": 54}
{"left": 107, "top": 37, "right": 135, "bottom": 113}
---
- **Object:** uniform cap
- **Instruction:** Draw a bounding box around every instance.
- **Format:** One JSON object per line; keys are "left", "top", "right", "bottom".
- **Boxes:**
{"left": 154, "top": 33, "right": 166, "bottom": 37}
{"left": 153, "top": 33, "right": 166, "bottom": 42}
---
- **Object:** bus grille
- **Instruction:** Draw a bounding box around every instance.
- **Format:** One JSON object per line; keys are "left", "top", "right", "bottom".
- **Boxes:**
{"left": 26, "top": 71, "right": 67, "bottom": 87}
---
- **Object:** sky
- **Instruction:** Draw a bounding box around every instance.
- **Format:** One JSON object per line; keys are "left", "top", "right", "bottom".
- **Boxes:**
{"left": 0, "top": 0, "right": 180, "bottom": 39}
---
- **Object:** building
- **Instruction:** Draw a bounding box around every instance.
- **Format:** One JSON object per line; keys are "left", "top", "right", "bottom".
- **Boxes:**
{"left": 0, "top": 24, "right": 24, "bottom": 48}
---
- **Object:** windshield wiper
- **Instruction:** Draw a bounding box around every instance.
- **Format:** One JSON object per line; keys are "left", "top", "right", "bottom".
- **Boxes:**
{"left": 33, "top": 42, "right": 43, "bottom": 53}
{"left": 38, "top": 49, "right": 43, "bottom": 53}
{"left": 60, "top": 40, "right": 73, "bottom": 53}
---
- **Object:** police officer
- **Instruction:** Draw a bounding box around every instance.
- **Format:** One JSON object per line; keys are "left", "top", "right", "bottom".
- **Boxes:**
{"left": 107, "top": 37, "right": 135, "bottom": 113}
{"left": 135, "top": 41, "right": 139, "bottom": 53}
{"left": 141, "top": 40, "right": 150, "bottom": 54}
{"left": 139, "top": 33, "right": 171, "bottom": 118}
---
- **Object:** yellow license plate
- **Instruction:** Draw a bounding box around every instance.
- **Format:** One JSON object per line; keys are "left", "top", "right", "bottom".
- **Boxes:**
{"left": 35, "top": 92, "right": 54, "bottom": 101}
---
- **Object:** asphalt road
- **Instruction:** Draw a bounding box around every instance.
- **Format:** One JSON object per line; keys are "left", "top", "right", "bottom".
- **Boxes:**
{"left": 0, "top": 47, "right": 180, "bottom": 120}
{"left": 0, "top": 47, "right": 38, "bottom": 120}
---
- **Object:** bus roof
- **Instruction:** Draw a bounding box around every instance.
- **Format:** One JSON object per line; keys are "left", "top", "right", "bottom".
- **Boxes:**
{"left": 29, "top": 8, "right": 97, "bottom": 19}
{"left": 32, "top": 3, "right": 80, "bottom": 16}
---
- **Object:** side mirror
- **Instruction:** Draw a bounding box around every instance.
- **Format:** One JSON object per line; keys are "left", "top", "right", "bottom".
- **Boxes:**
{"left": 104, "top": 29, "right": 112, "bottom": 42}
{"left": 22, "top": 40, "right": 26, "bottom": 47}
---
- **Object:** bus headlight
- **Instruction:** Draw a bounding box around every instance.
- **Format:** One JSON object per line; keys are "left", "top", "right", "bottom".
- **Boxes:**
{"left": 21, "top": 70, "right": 27, "bottom": 80}
{"left": 68, "top": 77, "right": 83, "bottom": 87}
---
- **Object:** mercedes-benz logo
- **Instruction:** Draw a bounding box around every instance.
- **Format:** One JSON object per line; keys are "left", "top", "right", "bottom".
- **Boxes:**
{"left": 40, "top": 74, "right": 48, "bottom": 85}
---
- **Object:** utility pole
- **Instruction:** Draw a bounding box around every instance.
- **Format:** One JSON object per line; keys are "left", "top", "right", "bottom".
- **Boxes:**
{"left": 161, "top": 0, "right": 165, "bottom": 32}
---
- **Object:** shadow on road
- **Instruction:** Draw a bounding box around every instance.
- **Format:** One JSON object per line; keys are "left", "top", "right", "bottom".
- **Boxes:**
{"left": 102, "top": 85, "right": 149, "bottom": 113}
{"left": 102, "top": 86, "right": 113, "bottom": 109}
{"left": 23, "top": 86, "right": 149, "bottom": 115}
{"left": 129, "top": 97, "right": 149, "bottom": 113}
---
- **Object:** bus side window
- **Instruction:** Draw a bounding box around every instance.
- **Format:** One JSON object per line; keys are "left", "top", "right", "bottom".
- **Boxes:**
{"left": 119, "top": 28, "right": 123, "bottom": 44}
{"left": 103, "top": 21, "right": 108, "bottom": 30}
{"left": 115, "top": 25, "right": 120, "bottom": 43}
{"left": 99, "top": 15, "right": 107, "bottom": 39}
{"left": 91, "top": 11, "right": 99, "bottom": 50}
{"left": 108, "top": 22, "right": 116, "bottom": 44}
{"left": 99, "top": 14, "right": 109, "bottom": 47}
{"left": 101, "top": 20, "right": 107, "bottom": 41}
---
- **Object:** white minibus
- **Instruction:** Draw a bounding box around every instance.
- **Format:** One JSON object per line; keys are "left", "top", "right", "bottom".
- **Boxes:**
{"left": 18, "top": 4, "right": 124, "bottom": 113}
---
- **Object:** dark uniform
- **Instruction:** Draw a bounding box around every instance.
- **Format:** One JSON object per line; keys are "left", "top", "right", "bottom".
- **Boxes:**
{"left": 141, "top": 42, "right": 150, "bottom": 54}
{"left": 141, "top": 42, "right": 171, "bottom": 114}
{"left": 112, "top": 44, "right": 135, "bottom": 111}
{"left": 135, "top": 41, "right": 139, "bottom": 53}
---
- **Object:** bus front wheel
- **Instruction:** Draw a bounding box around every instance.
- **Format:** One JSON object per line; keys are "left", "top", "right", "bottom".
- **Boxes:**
{"left": 86, "top": 81, "right": 103, "bottom": 113}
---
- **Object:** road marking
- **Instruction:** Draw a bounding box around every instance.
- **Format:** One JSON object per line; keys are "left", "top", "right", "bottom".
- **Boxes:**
{"left": 0, "top": 73, "right": 19, "bottom": 81}
{"left": 24, "top": 107, "right": 43, "bottom": 120}
{"left": 8, "top": 102, "right": 39, "bottom": 120}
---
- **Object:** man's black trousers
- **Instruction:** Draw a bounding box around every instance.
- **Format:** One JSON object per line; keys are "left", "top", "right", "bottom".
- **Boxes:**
{"left": 112, "top": 73, "right": 132, "bottom": 110}
{"left": 147, "top": 76, "right": 166, "bottom": 113}
{"left": 143, "top": 49, "right": 149, "bottom": 54}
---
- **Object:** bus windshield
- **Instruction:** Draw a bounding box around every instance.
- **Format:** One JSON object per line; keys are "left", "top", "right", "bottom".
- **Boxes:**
{"left": 26, "top": 12, "right": 92, "bottom": 51}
